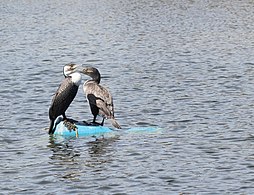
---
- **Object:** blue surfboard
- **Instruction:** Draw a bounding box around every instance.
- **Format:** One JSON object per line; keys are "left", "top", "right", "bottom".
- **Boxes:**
{"left": 53, "top": 117, "right": 113, "bottom": 137}
{"left": 53, "top": 117, "right": 161, "bottom": 137}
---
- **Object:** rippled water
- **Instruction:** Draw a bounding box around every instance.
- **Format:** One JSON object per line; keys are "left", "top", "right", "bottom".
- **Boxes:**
{"left": 1, "top": 0, "right": 254, "bottom": 194}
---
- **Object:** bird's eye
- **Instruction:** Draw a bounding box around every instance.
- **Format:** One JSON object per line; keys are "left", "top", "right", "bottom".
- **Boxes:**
{"left": 69, "top": 64, "right": 75, "bottom": 69}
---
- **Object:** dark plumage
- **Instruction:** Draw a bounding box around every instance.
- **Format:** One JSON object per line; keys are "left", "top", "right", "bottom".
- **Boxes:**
{"left": 82, "top": 67, "right": 121, "bottom": 129}
{"left": 48, "top": 63, "right": 82, "bottom": 134}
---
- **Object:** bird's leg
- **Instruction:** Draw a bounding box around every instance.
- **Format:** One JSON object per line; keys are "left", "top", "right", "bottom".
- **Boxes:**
{"left": 62, "top": 113, "right": 77, "bottom": 123}
{"left": 91, "top": 115, "right": 100, "bottom": 126}
{"left": 62, "top": 113, "right": 78, "bottom": 134}
{"left": 93, "top": 115, "right": 96, "bottom": 123}
{"left": 101, "top": 118, "right": 105, "bottom": 126}
{"left": 62, "top": 113, "right": 67, "bottom": 120}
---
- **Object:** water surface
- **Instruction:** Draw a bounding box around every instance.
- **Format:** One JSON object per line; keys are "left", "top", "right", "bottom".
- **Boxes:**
{"left": 1, "top": 0, "right": 254, "bottom": 194}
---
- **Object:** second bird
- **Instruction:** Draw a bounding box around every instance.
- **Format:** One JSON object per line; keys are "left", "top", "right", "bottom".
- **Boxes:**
{"left": 82, "top": 67, "right": 121, "bottom": 129}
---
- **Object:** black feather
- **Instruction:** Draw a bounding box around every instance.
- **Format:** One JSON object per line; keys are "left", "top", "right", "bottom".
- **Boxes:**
{"left": 48, "top": 77, "right": 78, "bottom": 134}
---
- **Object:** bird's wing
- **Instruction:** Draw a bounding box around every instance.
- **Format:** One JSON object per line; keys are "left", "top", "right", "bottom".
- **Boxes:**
{"left": 49, "top": 77, "right": 78, "bottom": 119}
{"left": 84, "top": 82, "right": 114, "bottom": 118}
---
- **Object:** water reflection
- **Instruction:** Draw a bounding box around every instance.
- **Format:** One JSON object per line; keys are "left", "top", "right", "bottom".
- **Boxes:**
{"left": 48, "top": 136, "right": 80, "bottom": 164}
{"left": 87, "top": 135, "right": 120, "bottom": 156}
{"left": 47, "top": 135, "right": 120, "bottom": 181}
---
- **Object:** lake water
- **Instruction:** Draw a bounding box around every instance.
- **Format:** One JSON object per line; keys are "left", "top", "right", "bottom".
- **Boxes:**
{"left": 1, "top": 0, "right": 254, "bottom": 194}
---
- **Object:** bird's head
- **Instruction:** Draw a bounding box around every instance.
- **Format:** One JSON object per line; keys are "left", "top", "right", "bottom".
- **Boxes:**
{"left": 63, "top": 63, "right": 83, "bottom": 77}
{"left": 82, "top": 66, "right": 101, "bottom": 83}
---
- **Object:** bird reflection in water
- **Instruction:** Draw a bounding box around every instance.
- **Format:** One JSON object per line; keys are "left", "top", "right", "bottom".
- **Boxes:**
{"left": 47, "top": 135, "right": 120, "bottom": 180}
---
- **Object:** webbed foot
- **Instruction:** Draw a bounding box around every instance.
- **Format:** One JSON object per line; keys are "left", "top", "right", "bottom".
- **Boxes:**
{"left": 63, "top": 119, "right": 79, "bottom": 137}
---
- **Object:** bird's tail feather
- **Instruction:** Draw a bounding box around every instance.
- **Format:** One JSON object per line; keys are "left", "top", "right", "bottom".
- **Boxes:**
{"left": 111, "top": 118, "right": 121, "bottom": 129}
{"left": 48, "top": 120, "right": 55, "bottom": 134}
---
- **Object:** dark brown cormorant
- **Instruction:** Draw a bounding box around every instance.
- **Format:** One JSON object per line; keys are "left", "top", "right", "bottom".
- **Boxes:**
{"left": 48, "top": 63, "right": 83, "bottom": 134}
{"left": 82, "top": 67, "right": 121, "bottom": 129}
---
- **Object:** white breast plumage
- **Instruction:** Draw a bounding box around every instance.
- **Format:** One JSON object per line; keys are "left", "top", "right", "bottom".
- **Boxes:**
{"left": 71, "top": 72, "right": 82, "bottom": 86}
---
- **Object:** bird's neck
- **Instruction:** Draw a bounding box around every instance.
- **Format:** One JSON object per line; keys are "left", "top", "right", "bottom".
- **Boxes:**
{"left": 70, "top": 72, "right": 82, "bottom": 86}
{"left": 92, "top": 74, "right": 100, "bottom": 84}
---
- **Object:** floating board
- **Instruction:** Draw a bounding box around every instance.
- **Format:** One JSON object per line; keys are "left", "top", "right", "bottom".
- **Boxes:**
{"left": 53, "top": 117, "right": 113, "bottom": 137}
{"left": 53, "top": 117, "right": 161, "bottom": 137}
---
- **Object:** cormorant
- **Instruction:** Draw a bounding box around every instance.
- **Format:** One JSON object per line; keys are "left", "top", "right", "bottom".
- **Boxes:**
{"left": 48, "top": 63, "right": 83, "bottom": 134}
{"left": 82, "top": 67, "right": 121, "bottom": 129}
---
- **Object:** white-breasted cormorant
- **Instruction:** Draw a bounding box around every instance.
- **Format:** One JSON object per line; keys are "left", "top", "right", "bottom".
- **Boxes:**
{"left": 48, "top": 63, "right": 83, "bottom": 134}
{"left": 82, "top": 67, "right": 121, "bottom": 129}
